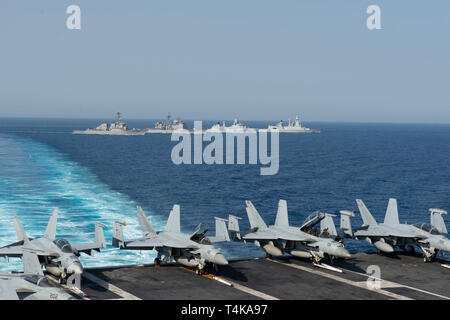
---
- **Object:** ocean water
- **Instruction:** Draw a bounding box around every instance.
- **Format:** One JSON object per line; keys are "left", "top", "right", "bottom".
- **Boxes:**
{"left": 0, "top": 118, "right": 450, "bottom": 272}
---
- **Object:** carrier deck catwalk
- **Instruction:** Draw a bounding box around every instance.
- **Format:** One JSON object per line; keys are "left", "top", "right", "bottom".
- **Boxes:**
{"left": 76, "top": 252, "right": 450, "bottom": 300}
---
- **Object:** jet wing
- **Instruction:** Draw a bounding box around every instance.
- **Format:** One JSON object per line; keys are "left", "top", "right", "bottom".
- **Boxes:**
{"left": 0, "top": 241, "right": 58, "bottom": 258}
{"left": 355, "top": 227, "right": 425, "bottom": 239}
{"left": 121, "top": 237, "right": 199, "bottom": 249}
{"left": 72, "top": 243, "right": 103, "bottom": 254}
{"left": 0, "top": 246, "right": 23, "bottom": 258}
{"left": 243, "top": 230, "right": 312, "bottom": 242}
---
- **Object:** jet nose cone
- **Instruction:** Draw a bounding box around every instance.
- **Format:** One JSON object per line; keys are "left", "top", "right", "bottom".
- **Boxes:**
{"left": 213, "top": 253, "right": 228, "bottom": 266}
{"left": 336, "top": 247, "right": 351, "bottom": 259}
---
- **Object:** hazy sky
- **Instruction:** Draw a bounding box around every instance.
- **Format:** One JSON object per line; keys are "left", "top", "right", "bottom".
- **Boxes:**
{"left": 0, "top": 1, "right": 449, "bottom": 122}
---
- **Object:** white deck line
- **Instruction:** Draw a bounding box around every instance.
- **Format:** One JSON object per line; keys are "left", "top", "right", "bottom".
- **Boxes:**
{"left": 267, "top": 259, "right": 412, "bottom": 300}
{"left": 82, "top": 272, "right": 142, "bottom": 300}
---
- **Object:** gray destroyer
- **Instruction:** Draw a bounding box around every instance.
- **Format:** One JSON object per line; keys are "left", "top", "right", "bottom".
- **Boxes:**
{"left": 73, "top": 112, "right": 147, "bottom": 135}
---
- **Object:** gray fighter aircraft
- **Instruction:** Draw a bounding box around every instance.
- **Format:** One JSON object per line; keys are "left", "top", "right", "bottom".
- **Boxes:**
{"left": 0, "top": 251, "right": 76, "bottom": 300}
{"left": 112, "top": 205, "right": 230, "bottom": 274}
{"left": 340, "top": 198, "right": 450, "bottom": 262}
{"left": 226, "top": 200, "right": 351, "bottom": 263}
{"left": 0, "top": 209, "right": 106, "bottom": 283}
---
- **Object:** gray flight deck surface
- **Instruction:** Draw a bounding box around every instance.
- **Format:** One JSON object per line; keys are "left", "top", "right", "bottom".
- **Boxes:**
{"left": 78, "top": 252, "right": 450, "bottom": 300}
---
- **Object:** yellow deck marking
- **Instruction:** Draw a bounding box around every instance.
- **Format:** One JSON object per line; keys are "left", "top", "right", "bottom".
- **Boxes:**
{"left": 179, "top": 267, "right": 279, "bottom": 300}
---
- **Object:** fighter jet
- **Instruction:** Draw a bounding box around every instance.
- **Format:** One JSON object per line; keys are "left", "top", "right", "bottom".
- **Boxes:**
{"left": 226, "top": 200, "right": 351, "bottom": 263}
{"left": 112, "top": 205, "right": 230, "bottom": 274}
{"left": 340, "top": 198, "right": 450, "bottom": 262}
{"left": 0, "top": 209, "right": 106, "bottom": 283}
{"left": 0, "top": 251, "right": 76, "bottom": 300}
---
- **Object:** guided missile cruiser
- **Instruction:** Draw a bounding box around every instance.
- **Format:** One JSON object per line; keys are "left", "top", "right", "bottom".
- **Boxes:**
{"left": 112, "top": 205, "right": 230, "bottom": 274}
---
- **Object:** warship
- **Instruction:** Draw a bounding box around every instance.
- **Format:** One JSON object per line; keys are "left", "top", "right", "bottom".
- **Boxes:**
{"left": 267, "top": 115, "right": 320, "bottom": 133}
{"left": 206, "top": 119, "right": 256, "bottom": 133}
{"left": 146, "top": 113, "right": 187, "bottom": 134}
{"left": 73, "top": 112, "right": 146, "bottom": 136}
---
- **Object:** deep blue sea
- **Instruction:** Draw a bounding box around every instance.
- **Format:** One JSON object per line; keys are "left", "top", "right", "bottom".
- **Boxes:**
{"left": 1, "top": 118, "right": 450, "bottom": 272}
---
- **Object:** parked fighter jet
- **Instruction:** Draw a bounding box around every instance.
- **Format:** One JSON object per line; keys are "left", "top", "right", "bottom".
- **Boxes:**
{"left": 112, "top": 205, "right": 230, "bottom": 274}
{"left": 226, "top": 200, "right": 351, "bottom": 263}
{"left": 0, "top": 251, "right": 76, "bottom": 300}
{"left": 0, "top": 209, "right": 106, "bottom": 283}
{"left": 340, "top": 198, "right": 450, "bottom": 262}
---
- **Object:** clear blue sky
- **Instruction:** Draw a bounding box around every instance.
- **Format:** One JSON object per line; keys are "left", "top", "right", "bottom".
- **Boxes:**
{"left": 0, "top": 1, "right": 449, "bottom": 122}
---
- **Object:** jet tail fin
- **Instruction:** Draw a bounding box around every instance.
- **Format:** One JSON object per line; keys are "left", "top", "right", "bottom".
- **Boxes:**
{"left": 228, "top": 215, "right": 243, "bottom": 241}
{"left": 430, "top": 208, "right": 448, "bottom": 234}
{"left": 210, "top": 217, "right": 230, "bottom": 242}
{"left": 339, "top": 210, "right": 355, "bottom": 237}
{"left": 44, "top": 209, "right": 58, "bottom": 240}
{"left": 137, "top": 206, "right": 157, "bottom": 237}
{"left": 94, "top": 222, "right": 106, "bottom": 248}
{"left": 275, "top": 200, "right": 289, "bottom": 227}
{"left": 320, "top": 213, "right": 337, "bottom": 237}
{"left": 22, "top": 250, "right": 43, "bottom": 276}
{"left": 112, "top": 221, "right": 126, "bottom": 247}
{"left": 245, "top": 201, "right": 268, "bottom": 230}
{"left": 356, "top": 199, "right": 378, "bottom": 226}
{"left": 165, "top": 205, "right": 181, "bottom": 233}
{"left": 384, "top": 198, "right": 400, "bottom": 225}
{"left": 13, "top": 213, "right": 29, "bottom": 244}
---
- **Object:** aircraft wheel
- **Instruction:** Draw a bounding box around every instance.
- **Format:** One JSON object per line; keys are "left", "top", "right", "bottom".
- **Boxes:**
{"left": 195, "top": 269, "right": 202, "bottom": 275}
{"left": 154, "top": 258, "right": 161, "bottom": 266}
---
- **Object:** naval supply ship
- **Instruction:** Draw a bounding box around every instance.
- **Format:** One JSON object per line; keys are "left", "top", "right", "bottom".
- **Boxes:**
{"left": 267, "top": 115, "right": 321, "bottom": 133}
{"left": 73, "top": 112, "right": 147, "bottom": 136}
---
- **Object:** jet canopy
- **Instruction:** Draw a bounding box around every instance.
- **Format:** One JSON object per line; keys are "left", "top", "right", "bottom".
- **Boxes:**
{"left": 190, "top": 222, "right": 211, "bottom": 244}
{"left": 300, "top": 211, "right": 326, "bottom": 230}
{"left": 53, "top": 238, "right": 73, "bottom": 253}
{"left": 413, "top": 223, "right": 441, "bottom": 235}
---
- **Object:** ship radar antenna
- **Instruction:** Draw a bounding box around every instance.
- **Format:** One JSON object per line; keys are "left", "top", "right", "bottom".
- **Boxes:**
{"left": 116, "top": 112, "right": 122, "bottom": 122}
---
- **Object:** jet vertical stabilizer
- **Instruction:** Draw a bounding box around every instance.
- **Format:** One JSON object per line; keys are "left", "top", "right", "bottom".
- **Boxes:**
{"left": 44, "top": 209, "right": 58, "bottom": 240}
{"left": 22, "top": 251, "right": 44, "bottom": 275}
{"left": 13, "top": 213, "right": 29, "bottom": 244}
{"left": 165, "top": 205, "right": 181, "bottom": 233}
{"left": 384, "top": 198, "right": 400, "bottom": 225}
{"left": 94, "top": 222, "right": 106, "bottom": 248}
{"left": 137, "top": 206, "right": 157, "bottom": 237}
{"left": 112, "top": 221, "right": 125, "bottom": 247}
{"left": 339, "top": 210, "right": 355, "bottom": 237}
{"left": 228, "top": 215, "right": 242, "bottom": 240}
{"left": 356, "top": 199, "right": 378, "bottom": 226}
{"left": 245, "top": 201, "right": 268, "bottom": 230}
{"left": 320, "top": 214, "right": 337, "bottom": 237}
{"left": 275, "top": 200, "right": 289, "bottom": 227}
{"left": 430, "top": 208, "right": 448, "bottom": 234}
{"left": 211, "top": 217, "right": 230, "bottom": 242}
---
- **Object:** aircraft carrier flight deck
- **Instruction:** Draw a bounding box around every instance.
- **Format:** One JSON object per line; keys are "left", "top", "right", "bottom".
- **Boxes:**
{"left": 73, "top": 252, "right": 450, "bottom": 300}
